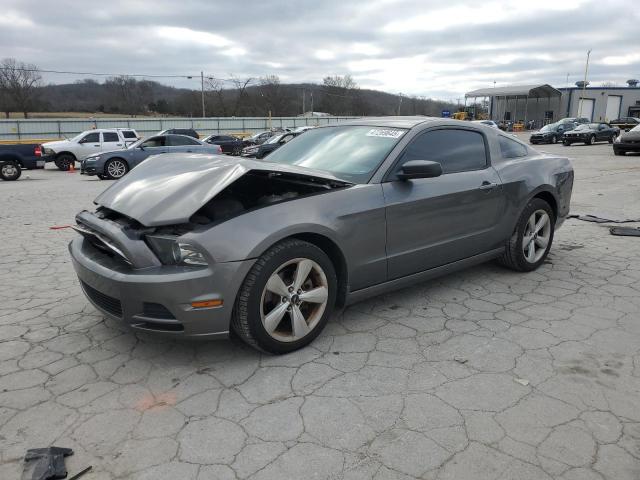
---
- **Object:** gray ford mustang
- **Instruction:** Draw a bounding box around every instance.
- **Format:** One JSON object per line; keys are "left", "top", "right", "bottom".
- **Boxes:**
{"left": 69, "top": 117, "right": 573, "bottom": 354}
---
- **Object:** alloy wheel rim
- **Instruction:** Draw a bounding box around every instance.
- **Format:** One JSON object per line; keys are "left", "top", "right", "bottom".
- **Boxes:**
{"left": 522, "top": 209, "right": 551, "bottom": 263}
{"left": 260, "top": 258, "right": 328, "bottom": 342}
{"left": 2, "top": 164, "right": 17, "bottom": 176}
{"left": 107, "top": 160, "right": 126, "bottom": 178}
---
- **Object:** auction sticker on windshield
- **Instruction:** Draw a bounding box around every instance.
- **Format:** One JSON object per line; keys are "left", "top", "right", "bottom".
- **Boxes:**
{"left": 366, "top": 128, "right": 405, "bottom": 139}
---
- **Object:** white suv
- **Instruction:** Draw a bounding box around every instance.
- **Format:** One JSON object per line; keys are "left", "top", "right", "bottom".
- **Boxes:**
{"left": 43, "top": 128, "right": 139, "bottom": 170}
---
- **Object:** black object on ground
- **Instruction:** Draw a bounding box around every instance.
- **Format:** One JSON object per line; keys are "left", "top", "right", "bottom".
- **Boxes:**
{"left": 569, "top": 213, "right": 640, "bottom": 223}
{"left": 68, "top": 466, "right": 93, "bottom": 480}
{"left": 610, "top": 226, "right": 640, "bottom": 237}
{"left": 23, "top": 447, "right": 73, "bottom": 480}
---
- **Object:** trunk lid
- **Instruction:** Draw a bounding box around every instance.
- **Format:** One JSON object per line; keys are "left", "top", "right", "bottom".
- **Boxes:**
{"left": 94, "top": 154, "right": 351, "bottom": 227}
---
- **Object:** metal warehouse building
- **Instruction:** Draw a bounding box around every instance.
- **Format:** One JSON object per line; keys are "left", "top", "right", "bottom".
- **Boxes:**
{"left": 466, "top": 79, "right": 640, "bottom": 127}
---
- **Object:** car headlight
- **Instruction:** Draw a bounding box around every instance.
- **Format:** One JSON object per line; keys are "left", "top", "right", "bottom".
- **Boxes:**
{"left": 86, "top": 156, "right": 100, "bottom": 162}
{"left": 145, "top": 235, "right": 208, "bottom": 266}
{"left": 615, "top": 135, "right": 622, "bottom": 143}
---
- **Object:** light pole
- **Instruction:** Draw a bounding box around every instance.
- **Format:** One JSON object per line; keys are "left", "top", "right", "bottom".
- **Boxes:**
{"left": 578, "top": 50, "right": 592, "bottom": 118}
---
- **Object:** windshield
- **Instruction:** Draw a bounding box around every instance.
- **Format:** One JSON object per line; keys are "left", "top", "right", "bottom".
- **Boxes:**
{"left": 575, "top": 124, "right": 597, "bottom": 131}
{"left": 69, "top": 132, "right": 86, "bottom": 142}
{"left": 264, "top": 125, "right": 407, "bottom": 183}
{"left": 540, "top": 124, "right": 555, "bottom": 133}
{"left": 631, "top": 124, "right": 640, "bottom": 133}
{"left": 265, "top": 134, "right": 284, "bottom": 145}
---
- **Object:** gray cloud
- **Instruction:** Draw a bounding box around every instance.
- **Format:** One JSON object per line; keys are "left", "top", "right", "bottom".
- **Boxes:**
{"left": 1, "top": 0, "right": 638, "bottom": 100}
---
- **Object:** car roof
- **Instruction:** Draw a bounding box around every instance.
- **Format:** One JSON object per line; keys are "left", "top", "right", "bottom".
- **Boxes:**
{"left": 336, "top": 116, "right": 440, "bottom": 128}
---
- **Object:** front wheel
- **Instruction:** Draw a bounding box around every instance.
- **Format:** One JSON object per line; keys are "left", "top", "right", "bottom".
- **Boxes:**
{"left": 563, "top": 140, "right": 571, "bottom": 146}
{"left": 232, "top": 145, "right": 243, "bottom": 156}
{"left": 551, "top": 135, "right": 557, "bottom": 144}
{"left": 587, "top": 135, "right": 595, "bottom": 145}
{"left": 0, "top": 161, "right": 21, "bottom": 181}
{"left": 608, "top": 135, "right": 615, "bottom": 144}
{"left": 105, "top": 158, "right": 129, "bottom": 180}
{"left": 55, "top": 153, "right": 75, "bottom": 171}
{"left": 497, "top": 198, "right": 555, "bottom": 272}
{"left": 614, "top": 150, "right": 624, "bottom": 156}
{"left": 232, "top": 239, "right": 337, "bottom": 354}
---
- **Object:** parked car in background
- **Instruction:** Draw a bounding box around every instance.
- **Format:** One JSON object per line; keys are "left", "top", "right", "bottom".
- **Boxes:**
{"left": 562, "top": 123, "right": 619, "bottom": 146}
{"left": 0, "top": 143, "right": 47, "bottom": 178}
{"left": 42, "top": 128, "right": 139, "bottom": 170}
{"left": 561, "top": 117, "right": 590, "bottom": 125}
{"left": 291, "top": 126, "right": 316, "bottom": 133}
{"left": 472, "top": 120, "right": 499, "bottom": 129}
{"left": 530, "top": 122, "right": 577, "bottom": 144}
{"left": 202, "top": 134, "right": 246, "bottom": 155}
{"left": 80, "top": 134, "right": 221, "bottom": 179}
{"left": 613, "top": 124, "right": 640, "bottom": 156}
{"left": 69, "top": 117, "right": 573, "bottom": 353}
{"left": 157, "top": 128, "right": 199, "bottom": 139}
{"left": 246, "top": 131, "right": 277, "bottom": 145}
{"left": 609, "top": 117, "right": 640, "bottom": 131}
{"left": 241, "top": 131, "right": 300, "bottom": 159}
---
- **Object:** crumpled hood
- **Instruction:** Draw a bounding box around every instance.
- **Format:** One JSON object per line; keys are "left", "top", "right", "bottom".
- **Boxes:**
{"left": 94, "top": 153, "right": 351, "bottom": 227}
{"left": 620, "top": 130, "right": 640, "bottom": 141}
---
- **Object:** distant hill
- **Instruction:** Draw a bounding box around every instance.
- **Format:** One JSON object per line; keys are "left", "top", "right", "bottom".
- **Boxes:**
{"left": 34, "top": 78, "right": 456, "bottom": 118}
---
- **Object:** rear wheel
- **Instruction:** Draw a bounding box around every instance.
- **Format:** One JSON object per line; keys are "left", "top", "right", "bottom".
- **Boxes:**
{"left": 0, "top": 161, "right": 21, "bottom": 181}
{"left": 232, "top": 239, "right": 337, "bottom": 354}
{"left": 497, "top": 198, "right": 555, "bottom": 272}
{"left": 105, "top": 158, "right": 129, "bottom": 180}
{"left": 614, "top": 150, "right": 624, "bottom": 156}
{"left": 232, "top": 145, "right": 243, "bottom": 156}
{"left": 608, "top": 135, "right": 615, "bottom": 144}
{"left": 55, "top": 153, "right": 75, "bottom": 171}
{"left": 551, "top": 135, "right": 557, "bottom": 144}
{"left": 563, "top": 140, "right": 571, "bottom": 146}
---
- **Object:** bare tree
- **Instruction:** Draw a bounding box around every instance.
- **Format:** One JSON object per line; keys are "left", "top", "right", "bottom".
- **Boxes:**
{"left": 258, "top": 75, "right": 287, "bottom": 116}
{"left": 104, "top": 76, "right": 152, "bottom": 116}
{"left": 321, "top": 75, "right": 359, "bottom": 115}
{"left": 229, "top": 76, "right": 253, "bottom": 116}
{"left": 204, "top": 78, "right": 228, "bottom": 116}
{"left": 0, "top": 58, "right": 42, "bottom": 118}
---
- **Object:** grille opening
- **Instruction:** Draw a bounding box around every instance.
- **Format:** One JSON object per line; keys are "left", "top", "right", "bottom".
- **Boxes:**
{"left": 142, "top": 302, "right": 176, "bottom": 320}
{"left": 133, "top": 321, "right": 184, "bottom": 332}
{"left": 81, "top": 281, "right": 123, "bottom": 317}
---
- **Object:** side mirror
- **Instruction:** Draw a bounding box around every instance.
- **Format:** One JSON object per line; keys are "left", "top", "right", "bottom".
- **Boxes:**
{"left": 398, "top": 160, "right": 443, "bottom": 181}
{"left": 138, "top": 145, "right": 145, "bottom": 150}
{"left": 625, "top": 128, "right": 630, "bottom": 133}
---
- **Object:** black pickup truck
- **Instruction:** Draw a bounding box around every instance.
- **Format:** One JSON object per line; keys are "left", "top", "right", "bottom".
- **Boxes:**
{"left": 0, "top": 143, "right": 47, "bottom": 180}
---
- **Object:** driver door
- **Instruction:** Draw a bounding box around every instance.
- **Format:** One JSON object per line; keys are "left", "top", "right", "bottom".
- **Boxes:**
{"left": 77, "top": 132, "right": 102, "bottom": 159}
{"left": 383, "top": 128, "right": 505, "bottom": 280}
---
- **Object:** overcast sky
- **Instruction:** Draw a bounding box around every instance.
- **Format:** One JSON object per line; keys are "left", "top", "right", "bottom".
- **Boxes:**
{"left": 1, "top": 0, "right": 639, "bottom": 100}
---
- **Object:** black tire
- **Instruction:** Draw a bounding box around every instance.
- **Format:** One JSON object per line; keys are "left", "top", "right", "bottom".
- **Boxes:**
{"left": 105, "top": 158, "right": 129, "bottom": 180}
{"left": 563, "top": 140, "right": 571, "bottom": 146}
{"left": 587, "top": 135, "right": 595, "bottom": 145}
{"left": 551, "top": 135, "right": 557, "bottom": 144}
{"left": 614, "top": 150, "right": 624, "bottom": 156}
{"left": 232, "top": 145, "right": 243, "bottom": 156}
{"left": 0, "top": 161, "right": 21, "bottom": 181}
{"left": 55, "top": 153, "right": 75, "bottom": 171}
{"left": 608, "top": 135, "right": 615, "bottom": 144}
{"left": 232, "top": 238, "right": 337, "bottom": 354}
{"left": 96, "top": 174, "right": 106, "bottom": 180}
{"left": 497, "top": 198, "right": 555, "bottom": 272}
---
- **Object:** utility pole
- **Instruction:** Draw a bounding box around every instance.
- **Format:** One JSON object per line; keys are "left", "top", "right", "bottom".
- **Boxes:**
{"left": 200, "top": 71, "right": 205, "bottom": 118}
{"left": 310, "top": 92, "right": 314, "bottom": 114}
{"left": 302, "top": 90, "right": 306, "bottom": 115}
{"left": 397, "top": 94, "right": 403, "bottom": 115}
{"left": 578, "top": 50, "right": 591, "bottom": 118}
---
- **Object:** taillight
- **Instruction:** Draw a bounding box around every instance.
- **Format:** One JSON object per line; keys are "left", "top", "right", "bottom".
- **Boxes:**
{"left": 34, "top": 145, "right": 42, "bottom": 157}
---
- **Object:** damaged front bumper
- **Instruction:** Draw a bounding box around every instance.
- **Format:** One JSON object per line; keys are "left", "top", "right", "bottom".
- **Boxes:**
{"left": 69, "top": 212, "right": 255, "bottom": 338}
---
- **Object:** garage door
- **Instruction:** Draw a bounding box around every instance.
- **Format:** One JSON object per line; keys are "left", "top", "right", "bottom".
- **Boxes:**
{"left": 578, "top": 98, "right": 595, "bottom": 121}
{"left": 605, "top": 95, "right": 622, "bottom": 122}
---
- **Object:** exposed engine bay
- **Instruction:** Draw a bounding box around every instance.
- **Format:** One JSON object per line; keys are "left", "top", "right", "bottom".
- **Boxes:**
{"left": 190, "top": 170, "right": 351, "bottom": 225}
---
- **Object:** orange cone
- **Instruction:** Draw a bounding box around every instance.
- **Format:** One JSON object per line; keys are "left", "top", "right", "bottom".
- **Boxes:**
{"left": 68, "top": 162, "right": 75, "bottom": 173}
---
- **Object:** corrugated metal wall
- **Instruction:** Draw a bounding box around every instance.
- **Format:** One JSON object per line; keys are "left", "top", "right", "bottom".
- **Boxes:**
{"left": 0, "top": 116, "right": 358, "bottom": 141}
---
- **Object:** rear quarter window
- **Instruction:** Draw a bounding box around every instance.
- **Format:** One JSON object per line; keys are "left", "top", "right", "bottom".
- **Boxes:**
{"left": 121, "top": 130, "right": 137, "bottom": 139}
{"left": 499, "top": 135, "right": 528, "bottom": 159}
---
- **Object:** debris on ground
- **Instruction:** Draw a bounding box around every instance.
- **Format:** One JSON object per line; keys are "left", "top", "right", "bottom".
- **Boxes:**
{"left": 454, "top": 356, "right": 468, "bottom": 364}
{"left": 514, "top": 378, "right": 530, "bottom": 386}
{"left": 569, "top": 213, "right": 640, "bottom": 223}
{"left": 610, "top": 226, "right": 640, "bottom": 237}
{"left": 23, "top": 447, "right": 73, "bottom": 480}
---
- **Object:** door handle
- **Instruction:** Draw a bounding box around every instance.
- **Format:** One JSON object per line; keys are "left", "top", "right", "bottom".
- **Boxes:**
{"left": 93, "top": 144, "right": 100, "bottom": 147}
{"left": 479, "top": 181, "right": 498, "bottom": 191}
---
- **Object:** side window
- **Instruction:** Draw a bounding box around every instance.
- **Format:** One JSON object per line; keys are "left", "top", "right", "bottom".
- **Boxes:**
{"left": 168, "top": 135, "right": 200, "bottom": 146}
{"left": 102, "top": 132, "right": 119, "bottom": 142}
{"left": 398, "top": 129, "right": 487, "bottom": 174}
{"left": 281, "top": 134, "right": 295, "bottom": 143}
{"left": 142, "top": 136, "right": 165, "bottom": 148}
{"left": 80, "top": 132, "right": 100, "bottom": 143}
{"left": 499, "top": 136, "right": 528, "bottom": 158}
{"left": 121, "top": 130, "right": 137, "bottom": 139}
